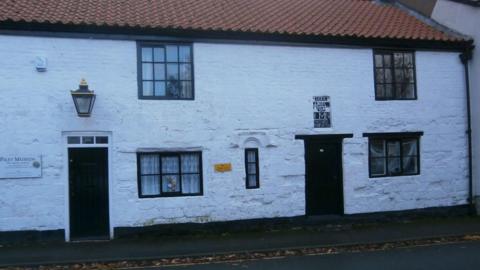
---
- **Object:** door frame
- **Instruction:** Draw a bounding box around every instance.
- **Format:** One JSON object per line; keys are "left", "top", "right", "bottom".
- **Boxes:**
{"left": 295, "top": 134, "right": 353, "bottom": 216}
{"left": 62, "top": 131, "right": 113, "bottom": 241}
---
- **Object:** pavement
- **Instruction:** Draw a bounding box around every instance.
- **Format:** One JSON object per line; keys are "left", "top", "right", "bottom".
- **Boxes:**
{"left": 163, "top": 241, "right": 480, "bottom": 270}
{"left": 1, "top": 216, "right": 480, "bottom": 268}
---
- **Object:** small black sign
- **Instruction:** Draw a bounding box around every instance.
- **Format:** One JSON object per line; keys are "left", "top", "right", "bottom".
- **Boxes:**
{"left": 313, "top": 96, "right": 331, "bottom": 128}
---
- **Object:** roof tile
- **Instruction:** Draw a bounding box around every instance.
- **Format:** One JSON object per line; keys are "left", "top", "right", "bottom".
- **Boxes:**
{"left": 0, "top": 0, "right": 469, "bottom": 43}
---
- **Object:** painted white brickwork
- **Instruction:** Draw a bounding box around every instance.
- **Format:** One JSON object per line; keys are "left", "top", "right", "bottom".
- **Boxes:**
{"left": 431, "top": 0, "right": 480, "bottom": 206}
{"left": 0, "top": 35, "right": 468, "bottom": 234}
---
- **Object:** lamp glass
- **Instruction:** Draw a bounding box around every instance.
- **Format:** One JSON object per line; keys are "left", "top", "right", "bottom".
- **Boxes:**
{"left": 75, "top": 96, "right": 92, "bottom": 114}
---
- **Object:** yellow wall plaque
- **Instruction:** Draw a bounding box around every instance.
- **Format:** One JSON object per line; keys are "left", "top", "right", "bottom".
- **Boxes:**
{"left": 214, "top": 163, "right": 232, "bottom": 172}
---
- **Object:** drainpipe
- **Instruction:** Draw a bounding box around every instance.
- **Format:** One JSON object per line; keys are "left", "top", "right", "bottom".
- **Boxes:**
{"left": 460, "top": 48, "right": 474, "bottom": 214}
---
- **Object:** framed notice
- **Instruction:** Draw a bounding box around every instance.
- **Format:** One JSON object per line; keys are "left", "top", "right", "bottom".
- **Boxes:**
{"left": 313, "top": 96, "right": 332, "bottom": 128}
{"left": 0, "top": 154, "right": 42, "bottom": 179}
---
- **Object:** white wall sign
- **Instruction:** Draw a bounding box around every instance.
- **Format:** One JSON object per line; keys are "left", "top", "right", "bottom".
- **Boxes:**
{"left": 313, "top": 96, "right": 331, "bottom": 128}
{"left": 0, "top": 155, "right": 42, "bottom": 179}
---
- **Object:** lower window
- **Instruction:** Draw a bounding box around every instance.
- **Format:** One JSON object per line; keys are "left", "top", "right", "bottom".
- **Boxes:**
{"left": 368, "top": 137, "right": 420, "bottom": 177}
{"left": 137, "top": 152, "right": 203, "bottom": 197}
{"left": 245, "top": 148, "right": 260, "bottom": 189}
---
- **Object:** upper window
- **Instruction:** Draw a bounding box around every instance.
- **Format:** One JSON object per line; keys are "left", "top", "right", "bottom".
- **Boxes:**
{"left": 137, "top": 152, "right": 202, "bottom": 197}
{"left": 373, "top": 50, "right": 416, "bottom": 100}
{"left": 245, "top": 148, "right": 260, "bottom": 189}
{"left": 366, "top": 133, "right": 421, "bottom": 178}
{"left": 138, "top": 43, "right": 193, "bottom": 100}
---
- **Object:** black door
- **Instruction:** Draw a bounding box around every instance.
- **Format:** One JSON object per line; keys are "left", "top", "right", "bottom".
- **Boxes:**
{"left": 305, "top": 141, "right": 343, "bottom": 215}
{"left": 69, "top": 148, "right": 109, "bottom": 240}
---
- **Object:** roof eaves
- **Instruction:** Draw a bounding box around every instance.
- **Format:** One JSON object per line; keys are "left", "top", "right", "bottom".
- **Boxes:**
{"left": 0, "top": 18, "right": 473, "bottom": 52}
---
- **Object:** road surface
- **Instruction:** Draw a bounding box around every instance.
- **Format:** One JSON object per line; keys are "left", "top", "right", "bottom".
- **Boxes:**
{"left": 157, "top": 241, "right": 480, "bottom": 270}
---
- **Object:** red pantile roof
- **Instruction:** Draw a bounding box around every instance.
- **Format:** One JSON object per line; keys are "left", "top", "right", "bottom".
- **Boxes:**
{"left": 0, "top": 0, "right": 470, "bottom": 44}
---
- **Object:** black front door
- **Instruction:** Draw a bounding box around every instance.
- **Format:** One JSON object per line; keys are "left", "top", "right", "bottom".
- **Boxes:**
{"left": 69, "top": 148, "right": 109, "bottom": 240}
{"left": 305, "top": 140, "right": 344, "bottom": 215}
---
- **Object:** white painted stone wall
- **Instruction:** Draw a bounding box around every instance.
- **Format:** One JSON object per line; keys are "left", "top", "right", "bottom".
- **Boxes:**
{"left": 0, "top": 34, "right": 468, "bottom": 234}
{"left": 431, "top": 0, "right": 480, "bottom": 203}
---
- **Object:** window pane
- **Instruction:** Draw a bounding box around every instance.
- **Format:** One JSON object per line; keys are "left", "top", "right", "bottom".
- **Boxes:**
{"left": 141, "top": 175, "right": 160, "bottom": 195}
{"left": 383, "top": 54, "right": 392, "bottom": 67}
{"left": 143, "top": 81, "right": 154, "bottom": 96}
{"left": 95, "top": 136, "right": 108, "bottom": 144}
{"left": 370, "top": 157, "right": 386, "bottom": 176}
{"left": 404, "top": 84, "right": 415, "bottom": 98}
{"left": 370, "top": 140, "right": 385, "bottom": 157}
{"left": 82, "top": 136, "right": 94, "bottom": 144}
{"left": 140, "top": 155, "right": 160, "bottom": 174}
{"left": 385, "top": 84, "right": 394, "bottom": 98}
{"left": 180, "top": 81, "right": 193, "bottom": 99}
{"left": 394, "top": 53, "right": 403, "bottom": 67}
{"left": 179, "top": 46, "right": 192, "bottom": 62}
{"left": 167, "top": 64, "right": 179, "bottom": 80}
{"left": 387, "top": 157, "right": 401, "bottom": 175}
{"left": 387, "top": 141, "right": 400, "bottom": 157}
{"left": 142, "top": 63, "right": 153, "bottom": 80}
{"left": 181, "top": 154, "right": 200, "bottom": 173}
{"left": 247, "top": 150, "right": 256, "bottom": 162}
{"left": 162, "top": 156, "right": 179, "bottom": 173}
{"left": 395, "top": 83, "right": 403, "bottom": 98}
{"left": 166, "top": 45, "right": 178, "bottom": 62}
{"left": 404, "top": 53, "right": 413, "bottom": 68}
{"left": 248, "top": 164, "right": 257, "bottom": 174}
{"left": 247, "top": 175, "right": 258, "bottom": 187}
{"left": 153, "top": 47, "right": 165, "bottom": 62}
{"left": 396, "top": 83, "right": 414, "bottom": 99}
{"left": 162, "top": 175, "right": 180, "bottom": 193}
{"left": 376, "top": 84, "right": 385, "bottom": 98}
{"left": 166, "top": 80, "right": 181, "bottom": 98}
{"left": 154, "top": 81, "right": 166, "bottom": 96}
{"left": 384, "top": 68, "right": 392, "bottom": 83}
{"left": 154, "top": 63, "right": 165, "bottom": 80}
{"left": 402, "top": 139, "right": 418, "bottom": 155}
{"left": 374, "top": 54, "right": 383, "bottom": 68}
{"left": 180, "top": 64, "right": 191, "bottom": 80}
{"left": 394, "top": 68, "right": 404, "bottom": 83}
{"left": 67, "top": 136, "right": 80, "bottom": 144}
{"left": 396, "top": 83, "right": 405, "bottom": 98}
{"left": 375, "top": 69, "right": 384, "bottom": 83}
{"left": 182, "top": 174, "right": 200, "bottom": 194}
{"left": 407, "top": 69, "right": 415, "bottom": 83}
{"left": 403, "top": 156, "right": 418, "bottom": 174}
{"left": 141, "top": 47, "right": 153, "bottom": 62}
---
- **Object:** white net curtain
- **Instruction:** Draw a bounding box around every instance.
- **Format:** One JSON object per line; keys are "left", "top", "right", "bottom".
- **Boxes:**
{"left": 139, "top": 153, "right": 201, "bottom": 196}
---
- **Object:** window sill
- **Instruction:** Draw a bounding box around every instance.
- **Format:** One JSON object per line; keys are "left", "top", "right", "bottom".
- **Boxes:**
{"left": 374, "top": 98, "right": 417, "bottom": 101}
{"left": 139, "top": 193, "right": 203, "bottom": 198}
{"left": 138, "top": 96, "right": 195, "bottom": 101}
{"left": 369, "top": 173, "right": 420, "bottom": 179}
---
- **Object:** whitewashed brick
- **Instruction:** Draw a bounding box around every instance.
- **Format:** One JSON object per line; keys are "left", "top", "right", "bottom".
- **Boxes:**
{"left": 0, "top": 35, "right": 468, "bottom": 233}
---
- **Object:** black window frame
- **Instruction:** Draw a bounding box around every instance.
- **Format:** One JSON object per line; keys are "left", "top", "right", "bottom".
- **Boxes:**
{"left": 373, "top": 49, "right": 417, "bottom": 101}
{"left": 364, "top": 132, "right": 422, "bottom": 178}
{"left": 245, "top": 148, "right": 260, "bottom": 189}
{"left": 137, "top": 42, "right": 195, "bottom": 100}
{"left": 137, "top": 151, "right": 203, "bottom": 198}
